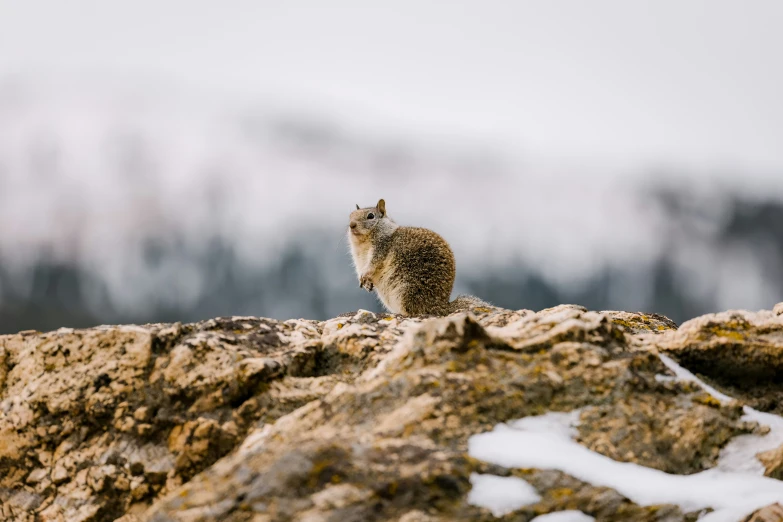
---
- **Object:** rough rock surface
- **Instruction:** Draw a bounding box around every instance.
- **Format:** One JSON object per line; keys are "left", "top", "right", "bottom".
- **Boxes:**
{"left": 744, "top": 503, "right": 783, "bottom": 522}
{"left": 656, "top": 308, "right": 783, "bottom": 415}
{"left": 0, "top": 302, "right": 782, "bottom": 521}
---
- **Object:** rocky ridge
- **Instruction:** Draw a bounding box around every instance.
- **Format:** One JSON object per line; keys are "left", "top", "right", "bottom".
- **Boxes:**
{"left": 1, "top": 302, "right": 782, "bottom": 521}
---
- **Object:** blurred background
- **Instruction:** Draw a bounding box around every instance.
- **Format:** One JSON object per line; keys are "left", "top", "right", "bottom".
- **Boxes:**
{"left": 1, "top": 0, "right": 782, "bottom": 334}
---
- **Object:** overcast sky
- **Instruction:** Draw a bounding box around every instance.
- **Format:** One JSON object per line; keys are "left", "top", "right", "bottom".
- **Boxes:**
{"left": 2, "top": 0, "right": 783, "bottom": 175}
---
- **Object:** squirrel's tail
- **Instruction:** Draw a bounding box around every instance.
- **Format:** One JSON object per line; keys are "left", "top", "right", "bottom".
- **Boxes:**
{"left": 447, "top": 294, "right": 495, "bottom": 315}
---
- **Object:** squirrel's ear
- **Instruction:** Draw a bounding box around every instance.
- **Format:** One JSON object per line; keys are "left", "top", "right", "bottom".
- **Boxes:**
{"left": 377, "top": 199, "right": 386, "bottom": 217}
{"left": 356, "top": 204, "right": 360, "bottom": 210}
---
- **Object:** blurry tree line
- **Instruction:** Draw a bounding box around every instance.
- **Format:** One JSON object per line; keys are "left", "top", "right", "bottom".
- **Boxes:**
{"left": 0, "top": 189, "right": 781, "bottom": 334}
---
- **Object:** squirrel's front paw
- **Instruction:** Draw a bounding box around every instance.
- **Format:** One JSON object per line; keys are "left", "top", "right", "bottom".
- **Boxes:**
{"left": 359, "top": 274, "right": 374, "bottom": 292}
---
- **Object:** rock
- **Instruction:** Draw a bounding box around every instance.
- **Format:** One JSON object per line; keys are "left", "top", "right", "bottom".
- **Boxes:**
{"left": 134, "top": 406, "right": 151, "bottom": 422}
{"left": 0, "top": 305, "right": 781, "bottom": 521}
{"left": 310, "top": 484, "right": 372, "bottom": 510}
{"left": 758, "top": 445, "right": 783, "bottom": 480}
{"left": 51, "top": 463, "right": 69, "bottom": 485}
{"left": 656, "top": 308, "right": 783, "bottom": 414}
{"left": 6, "top": 491, "right": 41, "bottom": 512}
{"left": 577, "top": 395, "right": 752, "bottom": 474}
{"left": 745, "top": 503, "right": 783, "bottom": 522}
{"left": 0, "top": 316, "right": 340, "bottom": 520}
{"left": 25, "top": 469, "right": 48, "bottom": 485}
{"left": 141, "top": 309, "right": 732, "bottom": 521}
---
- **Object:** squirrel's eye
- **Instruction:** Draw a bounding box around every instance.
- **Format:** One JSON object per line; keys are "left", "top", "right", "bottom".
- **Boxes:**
{"left": 367, "top": 213, "right": 375, "bottom": 219}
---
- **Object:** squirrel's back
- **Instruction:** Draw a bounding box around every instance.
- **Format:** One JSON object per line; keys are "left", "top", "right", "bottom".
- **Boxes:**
{"left": 377, "top": 226, "right": 455, "bottom": 316}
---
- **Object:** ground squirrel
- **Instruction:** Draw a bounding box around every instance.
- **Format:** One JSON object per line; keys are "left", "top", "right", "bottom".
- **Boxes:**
{"left": 347, "top": 199, "right": 492, "bottom": 316}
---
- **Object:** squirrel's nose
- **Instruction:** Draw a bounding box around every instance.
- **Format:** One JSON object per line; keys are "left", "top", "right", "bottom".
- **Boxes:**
{"left": 350, "top": 221, "right": 357, "bottom": 229}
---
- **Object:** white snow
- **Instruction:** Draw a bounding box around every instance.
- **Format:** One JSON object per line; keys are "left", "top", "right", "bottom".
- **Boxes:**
{"left": 530, "top": 511, "right": 595, "bottom": 522}
{"left": 510, "top": 409, "right": 581, "bottom": 439}
{"left": 470, "top": 421, "right": 783, "bottom": 520}
{"left": 467, "top": 354, "right": 783, "bottom": 521}
{"left": 466, "top": 473, "right": 541, "bottom": 517}
{"left": 719, "top": 407, "right": 783, "bottom": 475}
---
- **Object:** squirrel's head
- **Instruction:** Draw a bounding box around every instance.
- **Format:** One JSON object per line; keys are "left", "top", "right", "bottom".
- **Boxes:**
{"left": 348, "top": 199, "right": 392, "bottom": 240}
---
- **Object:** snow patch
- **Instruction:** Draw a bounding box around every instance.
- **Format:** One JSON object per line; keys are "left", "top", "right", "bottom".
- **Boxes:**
{"left": 719, "top": 407, "right": 783, "bottom": 475}
{"left": 467, "top": 354, "right": 783, "bottom": 521}
{"left": 510, "top": 409, "right": 581, "bottom": 439}
{"left": 530, "top": 511, "right": 595, "bottom": 522}
{"left": 466, "top": 473, "right": 541, "bottom": 517}
{"left": 470, "top": 421, "right": 783, "bottom": 519}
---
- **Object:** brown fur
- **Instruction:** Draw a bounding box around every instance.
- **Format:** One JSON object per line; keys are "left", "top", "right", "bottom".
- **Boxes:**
{"left": 347, "top": 199, "right": 492, "bottom": 316}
